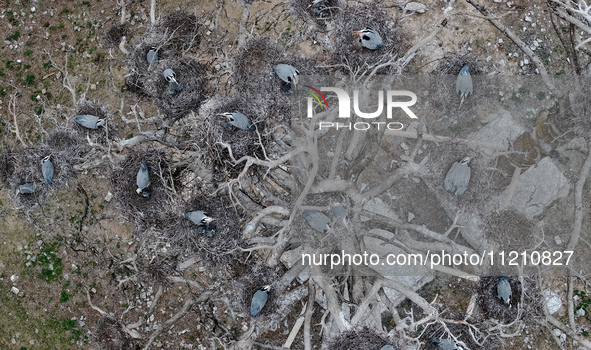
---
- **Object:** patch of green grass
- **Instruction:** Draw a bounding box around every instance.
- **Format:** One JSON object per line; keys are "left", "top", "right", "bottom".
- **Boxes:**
{"left": 537, "top": 91, "right": 546, "bottom": 100}
{"left": 26, "top": 41, "right": 35, "bottom": 46}
{"left": 6, "top": 60, "right": 15, "bottom": 69}
{"left": 34, "top": 104, "right": 44, "bottom": 116}
{"left": 25, "top": 49, "right": 34, "bottom": 56}
{"left": 24, "top": 74, "right": 36, "bottom": 86}
{"left": 6, "top": 30, "right": 20, "bottom": 41}
{"left": 0, "top": 293, "right": 84, "bottom": 348}
{"left": 60, "top": 291, "right": 70, "bottom": 303}
{"left": 35, "top": 242, "right": 64, "bottom": 282}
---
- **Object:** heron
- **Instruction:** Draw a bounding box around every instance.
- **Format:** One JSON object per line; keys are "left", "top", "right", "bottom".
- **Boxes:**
{"left": 163, "top": 68, "right": 178, "bottom": 84}
{"left": 184, "top": 210, "right": 216, "bottom": 237}
{"left": 147, "top": 47, "right": 158, "bottom": 68}
{"left": 332, "top": 205, "right": 347, "bottom": 223}
{"left": 310, "top": 0, "right": 329, "bottom": 17}
{"left": 456, "top": 65, "right": 473, "bottom": 106}
{"left": 443, "top": 157, "right": 471, "bottom": 196}
{"left": 41, "top": 155, "right": 54, "bottom": 185}
{"left": 353, "top": 28, "right": 384, "bottom": 50}
{"left": 274, "top": 64, "right": 299, "bottom": 92}
{"left": 302, "top": 210, "right": 330, "bottom": 232}
{"left": 16, "top": 183, "right": 37, "bottom": 195}
{"left": 136, "top": 162, "right": 150, "bottom": 198}
{"left": 250, "top": 285, "right": 271, "bottom": 317}
{"left": 217, "top": 112, "right": 255, "bottom": 131}
{"left": 75, "top": 115, "right": 105, "bottom": 129}
{"left": 168, "top": 81, "right": 183, "bottom": 97}
{"left": 497, "top": 276, "right": 512, "bottom": 306}
{"left": 163, "top": 68, "right": 182, "bottom": 96}
{"left": 432, "top": 338, "right": 460, "bottom": 350}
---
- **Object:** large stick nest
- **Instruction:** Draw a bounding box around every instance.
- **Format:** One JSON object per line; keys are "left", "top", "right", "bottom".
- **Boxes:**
{"left": 330, "top": 1, "right": 403, "bottom": 74}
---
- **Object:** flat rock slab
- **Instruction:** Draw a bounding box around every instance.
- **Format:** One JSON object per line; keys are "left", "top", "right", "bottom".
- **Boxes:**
{"left": 510, "top": 157, "right": 569, "bottom": 218}
{"left": 469, "top": 112, "right": 526, "bottom": 152}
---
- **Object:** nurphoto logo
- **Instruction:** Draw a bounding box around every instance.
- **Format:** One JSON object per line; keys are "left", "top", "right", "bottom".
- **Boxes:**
{"left": 303, "top": 83, "right": 418, "bottom": 131}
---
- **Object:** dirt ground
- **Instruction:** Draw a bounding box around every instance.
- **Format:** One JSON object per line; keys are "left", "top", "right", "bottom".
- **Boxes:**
{"left": 1, "top": 0, "right": 591, "bottom": 349}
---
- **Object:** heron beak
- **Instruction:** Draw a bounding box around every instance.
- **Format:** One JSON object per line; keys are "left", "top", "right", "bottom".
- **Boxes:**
{"left": 352, "top": 31, "right": 362, "bottom": 35}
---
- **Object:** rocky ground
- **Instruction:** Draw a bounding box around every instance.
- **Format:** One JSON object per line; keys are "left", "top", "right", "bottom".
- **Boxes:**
{"left": 1, "top": 0, "right": 591, "bottom": 349}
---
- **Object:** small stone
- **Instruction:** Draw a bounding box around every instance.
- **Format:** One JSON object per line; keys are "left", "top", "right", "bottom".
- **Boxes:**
{"left": 576, "top": 308, "right": 586, "bottom": 317}
{"left": 408, "top": 212, "right": 415, "bottom": 222}
{"left": 525, "top": 15, "right": 532, "bottom": 22}
{"left": 554, "top": 236, "right": 563, "bottom": 245}
{"left": 104, "top": 192, "right": 113, "bottom": 202}
{"left": 90, "top": 83, "right": 96, "bottom": 90}
{"left": 31, "top": 6, "right": 35, "bottom": 12}
{"left": 405, "top": 2, "right": 427, "bottom": 13}
{"left": 400, "top": 142, "right": 409, "bottom": 151}
{"left": 11, "top": 286, "right": 19, "bottom": 295}
{"left": 544, "top": 290, "right": 562, "bottom": 314}
{"left": 10, "top": 274, "right": 18, "bottom": 283}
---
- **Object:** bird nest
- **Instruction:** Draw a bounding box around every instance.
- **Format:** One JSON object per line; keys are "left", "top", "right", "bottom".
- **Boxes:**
{"left": 126, "top": 11, "right": 209, "bottom": 121}
{"left": 94, "top": 316, "right": 130, "bottom": 350}
{"left": 428, "top": 53, "right": 488, "bottom": 123}
{"left": 330, "top": 1, "right": 403, "bottom": 75}
{"left": 232, "top": 37, "right": 326, "bottom": 124}
{"left": 103, "top": 23, "right": 128, "bottom": 48}
{"left": 422, "top": 317, "right": 501, "bottom": 350}
{"left": 127, "top": 52, "right": 209, "bottom": 121}
{"left": 234, "top": 264, "right": 278, "bottom": 318}
{"left": 479, "top": 275, "right": 544, "bottom": 326}
{"left": 156, "top": 10, "right": 202, "bottom": 53}
{"left": 164, "top": 188, "right": 246, "bottom": 266}
{"left": 110, "top": 150, "right": 177, "bottom": 230}
{"left": 74, "top": 99, "right": 116, "bottom": 145}
{"left": 4, "top": 146, "right": 75, "bottom": 206}
{"left": 197, "top": 96, "right": 271, "bottom": 181}
{"left": 424, "top": 142, "right": 499, "bottom": 210}
{"left": 289, "top": 0, "right": 340, "bottom": 29}
{"left": 329, "top": 327, "right": 393, "bottom": 350}
{"left": 486, "top": 210, "right": 536, "bottom": 254}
